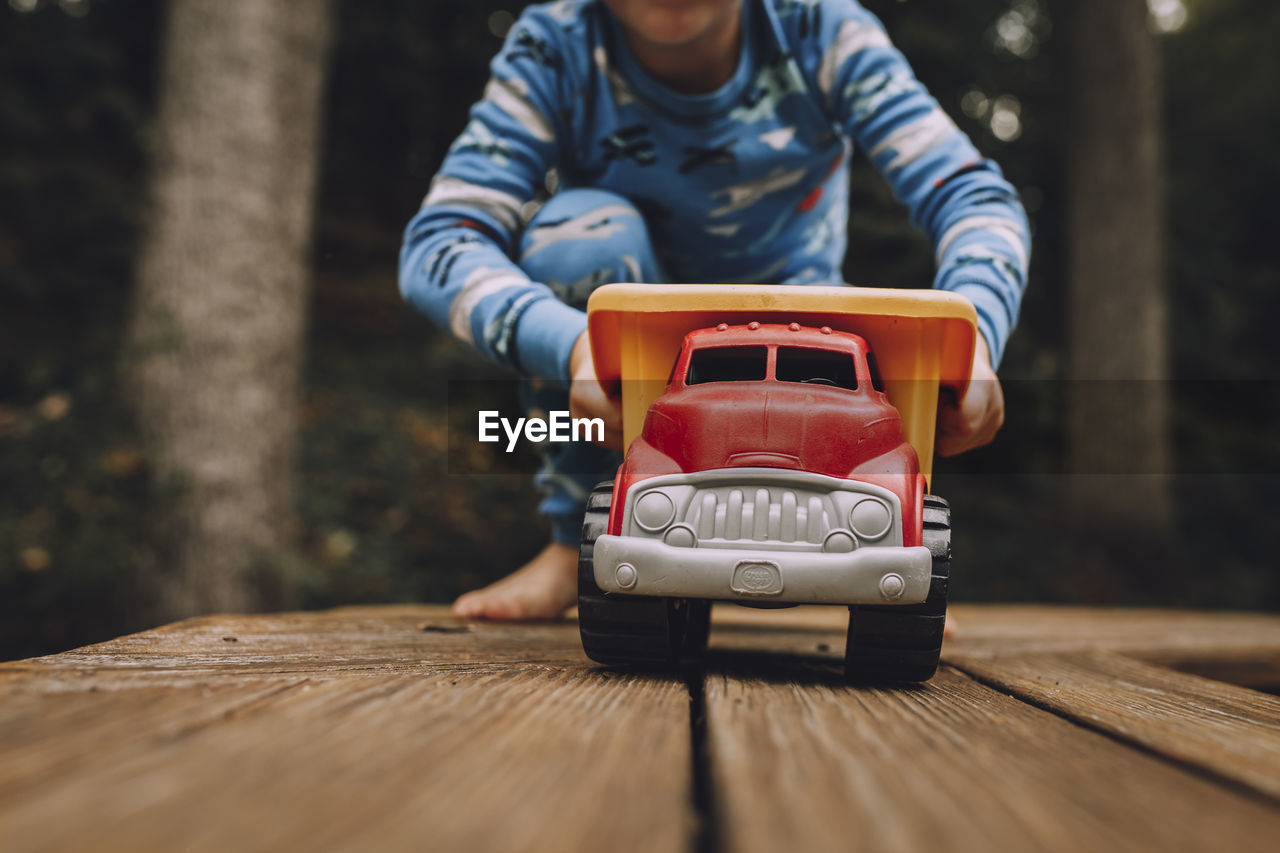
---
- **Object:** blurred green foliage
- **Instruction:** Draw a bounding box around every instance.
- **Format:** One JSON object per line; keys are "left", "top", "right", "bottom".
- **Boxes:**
{"left": 1, "top": 0, "right": 1277, "bottom": 660}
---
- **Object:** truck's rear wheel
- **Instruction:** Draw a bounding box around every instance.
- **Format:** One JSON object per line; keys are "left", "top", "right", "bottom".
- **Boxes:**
{"left": 578, "top": 482, "right": 708, "bottom": 666}
{"left": 844, "top": 494, "right": 950, "bottom": 683}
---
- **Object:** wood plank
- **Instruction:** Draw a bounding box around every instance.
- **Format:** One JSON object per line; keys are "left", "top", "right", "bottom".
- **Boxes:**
{"left": 706, "top": 604, "right": 1280, "bottom": 688}
{"left": 708, "top": 603, "right": 1280, "bottom": 655}
{"left": 1151, "top": 656, "right": 1280, "bottom": 694}
{"left": 8, "top": 603, "right": 1280, "bottom": 851}
{"left": 708, "top": 605, "right": 846, "bottom": 669}
{"left": 10, "top": 604, "right": 1275, "bottom": 688}
{"left": 706, "top": 605, "right": 1280, "bottom": 808}
{"left": 0, "top": 607, "right": 693, "bottom": 853}
{"left": 0, "top": 680, "right": 306, "bottom": 803}
{"left": 941, "top": 605, "right": 1280, "bottom": 663}
{"left": 948, "top": 650, "right": 1280, "bottom": 801}
{"left": 0, "top": 605, "right": 589, "bottom": 689}
{"left": 704, "top": 667, "right": 1280, "bottom": 853}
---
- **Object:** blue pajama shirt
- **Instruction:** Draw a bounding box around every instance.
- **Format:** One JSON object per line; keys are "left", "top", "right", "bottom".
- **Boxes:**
{"left": 400, "top": 0, "right": 1031, "bottom": 542}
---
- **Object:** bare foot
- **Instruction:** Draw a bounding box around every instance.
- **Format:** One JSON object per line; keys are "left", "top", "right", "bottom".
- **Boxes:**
{"left": 452, "top": 543, "right": 578, "bottom": 621}
{"left": 944, "top": 610, "right": 957, "bottom": 640}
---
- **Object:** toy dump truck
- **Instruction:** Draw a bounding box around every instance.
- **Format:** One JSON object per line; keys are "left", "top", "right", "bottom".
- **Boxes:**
{"left": 577, "top": 285, "right": 976, "bottom": 682}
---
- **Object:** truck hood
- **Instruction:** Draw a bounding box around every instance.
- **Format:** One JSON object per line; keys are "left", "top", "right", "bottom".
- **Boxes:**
{"left": 640, "top": 382, "right": 909, "bottom": 479}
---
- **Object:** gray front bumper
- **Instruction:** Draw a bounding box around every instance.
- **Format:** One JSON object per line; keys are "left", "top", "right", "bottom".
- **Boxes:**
{"left": 593, "top": 535, "right": 933, "bottom": 605}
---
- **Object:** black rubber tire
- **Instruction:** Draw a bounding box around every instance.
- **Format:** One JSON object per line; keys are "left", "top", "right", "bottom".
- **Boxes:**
{"left": 844, "top": 494, "right": 950, "bottom": 683}
{"left": 578, "top": 482, "right": 708, "bottom": 666}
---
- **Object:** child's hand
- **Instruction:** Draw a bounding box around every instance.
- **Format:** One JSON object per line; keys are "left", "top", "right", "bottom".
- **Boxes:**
{"left": 569, "top": 331, "right": 623, "bottom": 450}
{"left": 936, "top": 334, "right": 1005, "bottom": 457}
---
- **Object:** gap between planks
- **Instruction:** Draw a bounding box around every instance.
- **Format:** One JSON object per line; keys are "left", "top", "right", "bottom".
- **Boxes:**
{"left": 701, "top": 665, "right": 1280, "bottom": 853}
{"left": 706, "top": 604, "right": 1280, "bottom": 819}
{"left": 946, "top": 650, "right": 1280, "bottom": 804}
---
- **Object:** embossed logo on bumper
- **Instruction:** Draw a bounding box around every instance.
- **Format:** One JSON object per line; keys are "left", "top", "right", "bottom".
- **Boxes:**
{"left": 731, "top": 561, "right": 784, "bottom": 596}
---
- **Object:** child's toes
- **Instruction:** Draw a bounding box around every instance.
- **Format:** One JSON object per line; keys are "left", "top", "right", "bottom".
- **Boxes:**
{"left": 483, "top": 595, "right": 526, "bottom": 621}
{"left": 451, "top": 591, "right": 485, "bottom": 620}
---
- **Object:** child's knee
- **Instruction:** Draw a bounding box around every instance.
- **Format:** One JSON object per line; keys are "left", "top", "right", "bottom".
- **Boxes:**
{"left": 518, "top": 189, "right": 660, "bottom": 308}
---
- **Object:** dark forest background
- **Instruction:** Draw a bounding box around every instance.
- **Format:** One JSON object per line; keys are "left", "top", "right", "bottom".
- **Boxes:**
{"left": 2, "top": 0, "right": 1277, "bottom": 661}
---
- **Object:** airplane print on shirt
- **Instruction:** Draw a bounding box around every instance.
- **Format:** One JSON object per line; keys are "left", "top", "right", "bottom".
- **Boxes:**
{"left": 600, "top": 124, "right": 657, "bottom": 166}
{"left": 730, "top": 49, "right": 807, "bottom": 124}
{"left": 449, "top": 118, "right": 515, "bottom": 167}
{"left": 505, "top": 27, "right": 562, "bottom": 70}
{"left": 546, "top": 256, "right": 643, "bottom": 310}
{"left": 679, "top": 142, "right": 738, "bottom": 174}
{"left": 709, "top": 165, "right": 809, "bottom": 217}
{"left": 521, "top": 204, "right": 644, "bottom": 259}
{"left": 425, "top": 234, "right": 484, "bottom": 289}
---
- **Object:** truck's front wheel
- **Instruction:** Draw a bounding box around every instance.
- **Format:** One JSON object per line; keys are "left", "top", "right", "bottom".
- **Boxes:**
{"left": 844, "top": 494, "right": 950, "bottom": 683}
{"left": 578, "top": 482, "right": 709, "bottom": 666}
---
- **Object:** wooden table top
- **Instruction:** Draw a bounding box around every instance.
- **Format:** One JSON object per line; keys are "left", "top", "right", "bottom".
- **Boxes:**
{"left": 2, "top": 604, "right": 1279, "bottom": 852}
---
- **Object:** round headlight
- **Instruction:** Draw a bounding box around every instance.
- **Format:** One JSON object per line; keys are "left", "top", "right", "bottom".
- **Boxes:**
{"left": 823, "top": 529, "right": 857, "bottom": 553}
{"left": 635, "top": 491, "right": 676, "bottom": 531}
{"left": 663, "top": 524, "right": 697, "bottom": 548}
{"left": 849, "top": 498, "right": 892, "bottom": 540}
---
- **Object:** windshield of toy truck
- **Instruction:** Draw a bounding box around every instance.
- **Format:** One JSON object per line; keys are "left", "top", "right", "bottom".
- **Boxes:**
{"left": 686, "top": 346, "right": 767, "bottom": 384}
{"left": 775, "top": 347, "right": 858, "bottom": 391}
{"left": 865, "top": 349, "right": 886, "bottom": 392}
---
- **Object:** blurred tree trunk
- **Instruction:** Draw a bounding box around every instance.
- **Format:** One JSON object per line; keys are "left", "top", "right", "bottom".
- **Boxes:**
{"left": 1065, "top": 0, "right": 1173, "bottom": 532}
{"left": 128, "top": 0, "right": 331, "bottom": 617}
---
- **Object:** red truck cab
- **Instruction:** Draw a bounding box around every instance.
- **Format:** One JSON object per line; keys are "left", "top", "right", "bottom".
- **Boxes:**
{"left": 589, "top": 322, "right": 933, "bottom": 614}
{"left": 610, "top": 322, "right": 926, "bottom": 550}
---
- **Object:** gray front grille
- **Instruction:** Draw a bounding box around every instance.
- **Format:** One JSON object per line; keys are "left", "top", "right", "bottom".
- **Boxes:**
{"left": 620, "top": 468, "right": 905, "bottom": 551}
{"left": 686, "top": 487, "right": 832, "bottom": 549}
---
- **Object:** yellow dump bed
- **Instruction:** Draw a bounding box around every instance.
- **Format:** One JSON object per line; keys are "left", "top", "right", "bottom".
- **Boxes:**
{"left": 586, "top": 284, "right": 977, "bottom": 486}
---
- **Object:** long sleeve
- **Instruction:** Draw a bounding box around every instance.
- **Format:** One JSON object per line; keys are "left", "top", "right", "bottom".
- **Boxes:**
{"left": 399, "top": 10, "right": 587, "bottom": 382}
{"left": 806, "top": 0, "right": 1030, "bottom": 366}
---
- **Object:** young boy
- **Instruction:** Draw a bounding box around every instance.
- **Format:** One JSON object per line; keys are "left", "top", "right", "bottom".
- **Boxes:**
{"left": 400, "top": 0, "right": 1029, "bottom": 621}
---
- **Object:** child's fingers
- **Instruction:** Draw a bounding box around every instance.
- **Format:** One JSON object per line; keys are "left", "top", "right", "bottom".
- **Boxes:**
{"left": 936, "top": 379, "right": 1004, "bottom": 456}
{"left": 569, "top": 375, "right": 623, "bottom": 449}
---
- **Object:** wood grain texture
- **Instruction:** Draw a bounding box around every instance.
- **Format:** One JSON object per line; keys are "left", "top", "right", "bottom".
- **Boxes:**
{"left": 704, "top": 667, "right": 1280, "bottom": 853}
{"left": 942, "top": 605, "right": 1280, "bottom": 663}
{"left": 0, "top": 606, "right": 589, "bottom": 689}
{"left": 0, "top": 607, "right": 692, "bottom": 853}
{"left": 949, "top": 650, "right": 1280, "bottom": 801}
{"left": 5, "top": 603, "right": 1280, "bottom": 852}
{"left": 708, "top": 606, "right": 846, "bottom": 670}
{"left": 709, "top": 603, "right": 1280, "bottom": 687}
{"left": 711, "top": 603, "right": 1280, "bottom": 657}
